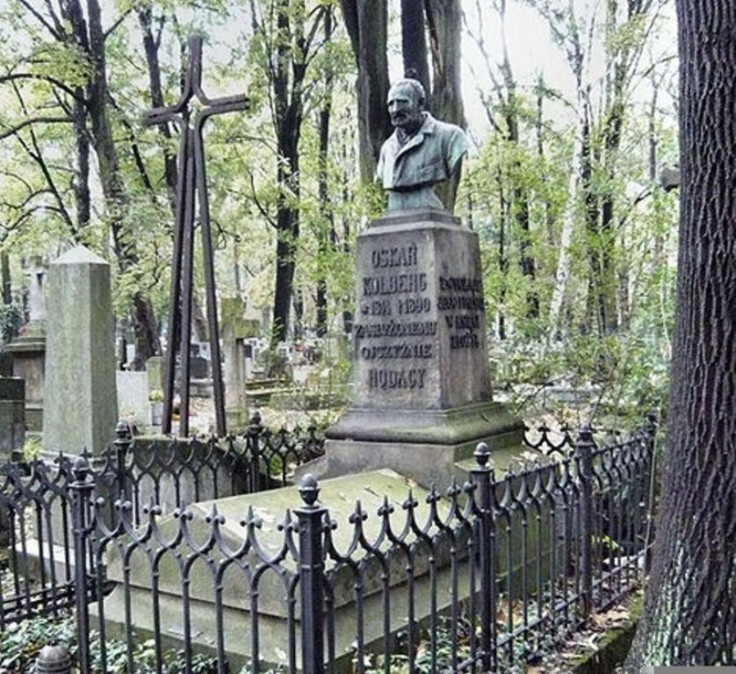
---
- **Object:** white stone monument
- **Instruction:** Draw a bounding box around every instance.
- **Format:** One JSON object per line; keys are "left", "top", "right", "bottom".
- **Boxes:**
{"left": 43, "top": 246, "right": 118, "bottom": 455}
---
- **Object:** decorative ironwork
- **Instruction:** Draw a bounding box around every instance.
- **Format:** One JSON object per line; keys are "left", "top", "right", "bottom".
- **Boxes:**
{"left": 0, "top": 420, "right": 656, "bottom": 673}
{"left": 143, "top": 34, "right": 249, "bottom": 437}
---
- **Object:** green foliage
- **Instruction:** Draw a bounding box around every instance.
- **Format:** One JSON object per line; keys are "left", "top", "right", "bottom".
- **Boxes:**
{"left": 0, "top": 613, "right": 219, "bottom": 674}
{"left": 0, "top": 303, "right": 22, "bottom": 345}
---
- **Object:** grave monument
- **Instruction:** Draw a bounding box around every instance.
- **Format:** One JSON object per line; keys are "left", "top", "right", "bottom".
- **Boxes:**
{"left": 43, "top": 246, "right": 118, "bottom": 456}
{"left": 300, "top": 78, "right": 523, "bottom": 487}
{"left": 5, "top": 258, "right": 47, "bottom": 431}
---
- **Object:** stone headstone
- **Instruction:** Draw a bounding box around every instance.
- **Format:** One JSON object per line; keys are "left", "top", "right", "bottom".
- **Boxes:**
{"left": 26, "top": 260, "right": 46, "bottom": 324}
{"left": 4, "top": 334, "right": 45, "bottom": 431}
{"left": 116, "top": 371, "right": 152, "bottom": 426}
{"left": 43, "top": 246, "right": 117, "bottom": 455}
{"left": 299, "top": 210, "right": 524, "bottom": 488}
{"left": 5, "top": 260, "right": 47, "bottom": 430}
{"left": 146, "top": 356, "right": 165, "bottom": 395}
{"left": 221, "top": 296, "right": 247, "bottom": 430}
{"left": 190, "top": 355, "right": 209, "bottom": 380}
{"left": 0, "top": 377, "right": 25, "bottom": 459}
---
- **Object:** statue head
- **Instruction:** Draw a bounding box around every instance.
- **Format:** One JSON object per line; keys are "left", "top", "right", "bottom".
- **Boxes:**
{"left": 387, "top": 79, "right": 426, "bottom": 135}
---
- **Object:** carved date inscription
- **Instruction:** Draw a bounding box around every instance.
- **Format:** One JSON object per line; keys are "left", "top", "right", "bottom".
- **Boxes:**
{"left": 358, "top": 243, "right": 433, "bottom": 390}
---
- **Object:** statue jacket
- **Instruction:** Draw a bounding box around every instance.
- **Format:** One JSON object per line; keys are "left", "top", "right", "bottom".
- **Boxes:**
{"left": 376, "top": 113, "right": 467, "bottom": 191}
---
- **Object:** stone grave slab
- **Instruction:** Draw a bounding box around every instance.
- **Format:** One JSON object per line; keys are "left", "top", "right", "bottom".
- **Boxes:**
{"left": 93, "top": 470, "right": 468, "bottom": 672}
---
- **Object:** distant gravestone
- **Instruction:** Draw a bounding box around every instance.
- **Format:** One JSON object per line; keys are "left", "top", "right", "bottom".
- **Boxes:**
{"left": 116, "top": 371, "right": 152, "bottom": 426}
{"left": 221, "top": 297, "right": 249, "bottom": 430}
{"left": 5, "top": 259, "right": 47, "bottom": 430}
{"left": 0, "top": 377, "right": 24, "bottom": 459}
{"left": 43, "top": 246, "right": 117, "bottom": 455}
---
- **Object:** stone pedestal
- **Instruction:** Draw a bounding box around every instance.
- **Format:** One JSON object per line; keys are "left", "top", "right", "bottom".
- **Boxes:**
{"left": 302, "top": 209, "right": 523, "bottom": 487}
{"left": 43, "top": 246, "right": 118, "bottom": 455}
{"left": 4, "top": 331, "right": 45, "bottom": 431}
{"left": 0, "top": 377, "right": 25, "bottom": 459}
{"left": 221, "top": 297, "right": 258, "bottom": 431}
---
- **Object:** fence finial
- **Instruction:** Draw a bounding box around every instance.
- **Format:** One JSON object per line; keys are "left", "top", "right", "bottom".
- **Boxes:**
{"left": 299, "top": 474, "right": 320, "bottom": 507}
{"left": 473, "top": 441, "right": 490, "bottom": 467}
{"left": 71, "top": 455, "right": 91, "bottom": 484}
{"left": 36, "top": 643, "right": 72, "bottom": 673}
{"left": 115, "top": 418, "right": 132, "bottom": 440}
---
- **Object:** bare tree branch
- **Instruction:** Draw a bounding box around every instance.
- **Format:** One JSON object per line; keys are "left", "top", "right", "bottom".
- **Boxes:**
{"left": 0, "top": 116, "right": 73, "bottom": 142}
{"left": 0, "top": 72, "right": 85, "bottom": 102}
{"left": 104, "top": 8, "right": 134, "bottom": 40}
{"left": 17, "top": 0, "right": 63, "bottom": 39}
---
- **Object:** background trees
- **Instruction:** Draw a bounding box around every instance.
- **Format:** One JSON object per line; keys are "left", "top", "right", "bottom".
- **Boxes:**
{"left": 0, "top": 0, "right": 679, "bottom": 421}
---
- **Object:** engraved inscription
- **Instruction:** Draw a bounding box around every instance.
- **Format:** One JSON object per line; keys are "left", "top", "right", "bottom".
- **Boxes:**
{"left": 354, "top": 320, "right": 437, "bottom": 339}
{"left": 438, "top": 275, "right": 483, "bottom": 350}
{"left": 369, "top": 368, "right": 427, "bottom": 389}
{"left": 371, "top": 244, "right": 418, "bottom": 268}
{"left": 360, "top": 343, "right": 433, "bottom": 359}
{"left": 363, "top": 273, "right": 427, "bottom": 296}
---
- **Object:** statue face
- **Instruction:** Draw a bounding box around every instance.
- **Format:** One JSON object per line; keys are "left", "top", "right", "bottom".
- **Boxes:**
{"left": 387, "top": 84, "right": 423, "bottom": 132}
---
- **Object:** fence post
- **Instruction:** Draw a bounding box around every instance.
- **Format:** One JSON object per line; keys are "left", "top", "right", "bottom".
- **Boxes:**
{"left": 470, "top": 442, "right": 494, "bottom": 672}
{"left": 71, "top": 456, "right": 94, "bottom": 674}
{"left": 294, "top": 474, "right": 327, "bottom": 674}
{"left": 643, "top": 413, "right": 658, "bottom": 573}
{"left": 35, "top": 643, "right": 73, "bottom": 673}
{"left": 113, "top": 419, "right": 132, "bottom": 502}
{"left": 576, "top": 424, "right": 594, "bottom": 618}
{"left": 247, "top": 411, "right": 264, "bottom": 491}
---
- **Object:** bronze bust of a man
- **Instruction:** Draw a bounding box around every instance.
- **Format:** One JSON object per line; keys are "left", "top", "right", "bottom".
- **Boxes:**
{"left": 376, "top": 78, "right": 468, "bottom": 212}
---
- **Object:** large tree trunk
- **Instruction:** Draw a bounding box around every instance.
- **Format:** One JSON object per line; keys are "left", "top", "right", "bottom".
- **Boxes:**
{"left": 270, "top": 0, "right": 306, "bottom": 346}
{"left": 626, "top": 0, "right": 736, "bottom": 666}
{"left": 339, "top": 0, "right": 391, "bottom": 183}
{"left": 316, "top": 9, "right": 335, "bottom": 338}
{"left": 400, "top": 0, "right": 430, "bottom": 93}
{"left": 85, "top": 0, "right": 160, "bottom": 367}
{"left": 424, "top": 0, "right": 464, "bottom": 211}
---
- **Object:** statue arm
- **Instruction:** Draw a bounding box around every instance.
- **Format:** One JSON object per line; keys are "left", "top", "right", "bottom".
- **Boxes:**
{"left": 445, "top": 127, "right": 468, "bottom": 177}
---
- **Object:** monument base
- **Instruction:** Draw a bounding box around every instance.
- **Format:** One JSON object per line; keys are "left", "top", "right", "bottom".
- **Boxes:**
{"left": 296, "top": 401, "right": 525, "bottom": 488}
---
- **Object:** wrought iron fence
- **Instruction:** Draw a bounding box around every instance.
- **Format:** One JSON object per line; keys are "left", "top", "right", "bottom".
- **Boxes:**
{"left": 0, "top": 418, "right": 657, "bottom": 673}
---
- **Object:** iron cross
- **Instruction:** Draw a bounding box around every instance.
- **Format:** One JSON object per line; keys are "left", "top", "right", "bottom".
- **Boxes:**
{"left": 144, "top": 34, "right": 249, "bottom": 438}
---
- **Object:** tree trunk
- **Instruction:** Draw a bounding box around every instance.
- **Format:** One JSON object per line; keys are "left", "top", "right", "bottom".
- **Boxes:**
{"left": 84, "top": 0, "right": 160, "bottom": 367}
{"left": 340, "top": 0, "right": 391, "bottom": 183}
{"left": 59, "top": 0, "right": 90, "bottom": 232}
{"left": 400, "top": 0, "right": 430, "bottom": 93}
{"left": 548, "top": 92, "right": 590, "bottom": 340}
{"left": 425, "top": 0, "right": 464, "bottom": 211}
{"left": 626, "top": 0, "right": 736, "bottom": 666}
{"left": 1, "top": 252, "right": 11, "bottom": 305}
{"left": 316, "top": 10, "right": 335, "bottom": 338}
{"left": 270, "top": 0, "right": 306, "bottom": 345}
{"left": 139, "top": 7, "right": 179, "bottom": 212}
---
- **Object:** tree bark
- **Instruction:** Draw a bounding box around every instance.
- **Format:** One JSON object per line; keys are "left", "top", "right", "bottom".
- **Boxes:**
{"left": 400, "top": 0, "right": 430, "bottom": 94}
{"left": 626, "top": 0, "right": 736, "bottom": 666}
{"left": 316, "top": 9, "right": 335, "bottom": 338}
{"left": 84, "top": 0, "right": 160, "bottom": 367}
{"left": 339, "top": 0, "right": 391, "bottom": 183}
{"left": 1, "top": 253, "right": 11, "bottom": 306}
{"left": 424, "top": 0, "right": 464, "bottom": 211}
{"left": 270, "top": 0, "right": 307, "bottom": 345}
{"left": 139, "top": 7, "right": 179, "bottom": 212}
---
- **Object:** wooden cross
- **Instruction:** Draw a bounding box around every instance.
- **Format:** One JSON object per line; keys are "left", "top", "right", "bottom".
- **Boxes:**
{"left": 144, "top": 34, "right": 248, "bottom": 437}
